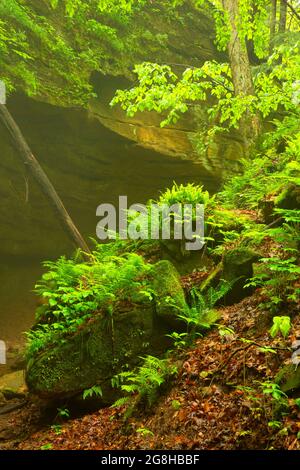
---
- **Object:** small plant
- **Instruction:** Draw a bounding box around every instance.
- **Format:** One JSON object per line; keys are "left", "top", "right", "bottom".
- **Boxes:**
{"left": 157, "top": 183, "right": 212, "bottom": 208}
{"left": 270, "top": 316, "right": 291, "bottom": 339}
{"left": 166, "top": 332, "right": 189, "bottom": 349}
{"left": 294, "top": 398, "right": 300, "bottom": 409}
{"left": 260, "top": 381, "right": 288, "bottom": 403}
{"left": 136, "top": 427, "right": 154, "bottom": 438}
{"left": 57, "top": 407, "right": 70, "bottom": 420}
{"left": 218, "top": 325, "right": 235, "bottom": 338}
{"left": 51, "top": 424, "right": 62, "bottom": 435}
{"left": 246, "top": 254, "right": 300, "bottom": 313}
{"left": 40, "top": 443, "right": 53, "bottom": 450}
{"left": 177, "top": 281, "right": 232, "bottom": 337}
{"left": 268, "top": 420, "right": 282, "bottom": 430}
{"left": 112, "top": 355, "right": 178, "bottom": 413}
{"left": 171, "top": 399, "right": 182, "bottom": 410}
{"left": 82, "top": 385, "right": 103, "bottom": 400}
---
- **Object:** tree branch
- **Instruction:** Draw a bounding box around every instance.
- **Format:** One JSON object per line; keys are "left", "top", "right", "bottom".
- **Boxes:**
{"left": 283, "top": 0, "right": 300, "bottom": 22}
{"left": 0, "top": 104, "right": 91, "bottom": 256}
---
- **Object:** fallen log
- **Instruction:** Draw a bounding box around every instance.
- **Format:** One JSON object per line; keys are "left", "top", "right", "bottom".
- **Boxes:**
{"left": 0, "top": 104, "right": 91, "bottom": 256}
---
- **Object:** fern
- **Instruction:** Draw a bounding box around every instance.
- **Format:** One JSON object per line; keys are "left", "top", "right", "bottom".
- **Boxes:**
{"left": 112, "top": 355, "right": 178, "bottom": 412}
{"left": 26, "top": 251, "right": 153, "bottom": 358}
{"left": 177, "top": 280, "right": 232, "bottom": 336}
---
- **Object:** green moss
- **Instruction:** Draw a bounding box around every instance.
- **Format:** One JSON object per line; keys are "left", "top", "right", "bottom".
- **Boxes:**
{"left": 151, "top": 260, "right": 187, "bottom": 327}
{"left": 26, "top": 307, "right": 154, "bottom": 401}
{"left": 25, "top": 255, "right": 185, "bottom": 401}
{"left": 221, "top": 247, "right": 259, "bottom": 303}
{"left": 2, "top": 1, "right": 218, "bottom": 107}
{"left": 223, "top": 247, "right": 258, "bottom": 275}
{"left": 275, "top": 184, "right": 300, "bottom": 210}
{"left": 275, "top": 364, "right": 300, "bottom": 393}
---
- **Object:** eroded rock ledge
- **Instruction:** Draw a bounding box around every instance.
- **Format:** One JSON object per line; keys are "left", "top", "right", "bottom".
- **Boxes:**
{"left": 89, "top": 77, "right": 245, "bottom": 178}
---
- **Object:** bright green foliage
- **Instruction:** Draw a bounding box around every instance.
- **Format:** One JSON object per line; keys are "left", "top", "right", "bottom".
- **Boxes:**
{"left": 157, "top": 183, "right": 212, "bottom": 207}
{"left": 111, "top": 60, "right": 235, "bottom": 131}
{"left": 180, "top": 0, "right": 273, "bottom": 57}
{"left": 26, "top": 252, "right": 153, "bottom": 357}
{"left": 51, "top": 424, "right": 63, "bottom": 435}
{"left": 54, "top": 0, "right": 147, "bottom": 16}
{"left": 260, "top": 381, "right": 288, "bottom": 403}
{"left": 82, "top": 385, "right": 103, "bottom": 400}
{"left": 40, "top": 443, "right": 53, "bottom": 450}
{"left": 57, "top": 407, "right": 70, "bottom": 419}
{"left": 112, "top": 40, "right": 300, "bottom": 146}
{"left": 112, "top": 355, "right": 178, "bottom": 411}
{"left": 136, "top": 427, "right": 154, "bottom": 437}
{"left": 270, "top": 316, "right": 292, "bottom": 339}
{"left": 123, "top": 183, "right": 212, "bottom": 248}
{"left": 0, "top": 0, "right": 97, "bottom": 103}
{"left": 217, "top": 109, "right": 299, "bottom": 311}
{"left": 0, "top": 0, "right": 186, "bottom": 105}
{"left": 246, "top": 251, "right": 300, "bottom": 312}
{"left": 177, "top": 281, "right": 232, "bottom": 336}
{"left": 221, "top": 114, "right": 300, "bottom": 209}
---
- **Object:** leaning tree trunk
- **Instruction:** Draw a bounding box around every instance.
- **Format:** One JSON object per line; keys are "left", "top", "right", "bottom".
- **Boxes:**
{"left": 222, "top": 0, "right": 260, "bottom": 147}
{"left": 0, "top": 104, "right": 91, "bottom": 255}
{"left": 279, "top": 0, "right": 288, "bottom": 32}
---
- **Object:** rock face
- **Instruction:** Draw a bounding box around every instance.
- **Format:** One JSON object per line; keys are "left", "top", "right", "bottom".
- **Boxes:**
{"left": 0, "top": 371, "right": 26, "bottom": 397}
{"left": 25, "top": 260, "right": 186, "bottom": 402}
{"left": 89, "top": 76, "right": 245, "bottom": 177}
{"left": 1, "top": 94, "right": 219, "bottom": 259}
{"left": 90, "top": 95, "right": 195, "bottom": 160}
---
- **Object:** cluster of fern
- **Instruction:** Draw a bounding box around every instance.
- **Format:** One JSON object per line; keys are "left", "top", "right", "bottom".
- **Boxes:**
{"left": 26, "top": 251, "right": 153, "bottom": 358}
{"left": 111, "top": 355, "right": 178, "bottom": 416}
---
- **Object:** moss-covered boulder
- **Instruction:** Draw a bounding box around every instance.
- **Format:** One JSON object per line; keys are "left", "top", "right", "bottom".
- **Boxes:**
{"left": 25, "top": 258, "right": 187, "bottom": 401}
{"left": 198, "top": 247, "right": 259, "bottom": 305}
{"left": 151, "top": 260, "right": 187, "bottom": 328}
{"left": 222, "top": 247, "right": 259, "bottom": 304}
{"left": 275, "top": 184, "right": 300, "bottom": 210}
{"left": 275, "top": 364, "right": 300, "bottom": 394}
{"left": 26, "top": 306, "right": 154, "bottom": 402}
{"left": 259, "top": 184, "right": 300, "bottom": 224}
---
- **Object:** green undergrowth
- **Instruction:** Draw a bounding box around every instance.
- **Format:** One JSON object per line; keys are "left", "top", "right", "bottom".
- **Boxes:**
{"left": 220, "top": 114, "right": 300, "bottom": 210}
{"left": 26, "top": 252, "right": 154, "bottom": 359}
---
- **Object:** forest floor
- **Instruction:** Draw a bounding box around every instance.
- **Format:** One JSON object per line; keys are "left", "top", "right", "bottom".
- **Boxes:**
{"left": 2, "top": 290, "right": 300, "bottom": 451}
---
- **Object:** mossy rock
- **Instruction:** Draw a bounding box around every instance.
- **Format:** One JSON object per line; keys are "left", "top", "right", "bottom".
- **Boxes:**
{"left": 206, "top": 208, "right": 253, "bottom": 249}
{"left": 26, "top": 260, "right": 187, "bottom": 401}
{"left": 151, "top": 260, "right": 187, "bottom": 328}
{"left": 275, "top": 184, "right": 300, "bottom": 210}
{"left": 259, "top": 184, "right": 300, "bottom": 224}
{"left": 26, "top": 306, "right": 154, "bottom": 401}
{"left": 222, "top": 247, "right": 259, "bottom": 304}
{"left": 275, "top": 364, "right": 300, "bottom": 393}
{"left": 196, "top": 246, "right": 259, "bottom": 305}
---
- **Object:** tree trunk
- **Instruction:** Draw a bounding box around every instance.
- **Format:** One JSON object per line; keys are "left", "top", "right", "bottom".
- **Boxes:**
{"left": 279, "top": 0, "right": 288, "bottom": 32}
{"left": 0, "top": 104, "right": 91, "bottom": 256}
{"left": 222, "top": 0, "right": 260, "bottom": 146}
{"left": 270, "top": 0, "right": 277, "bottom": 53}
